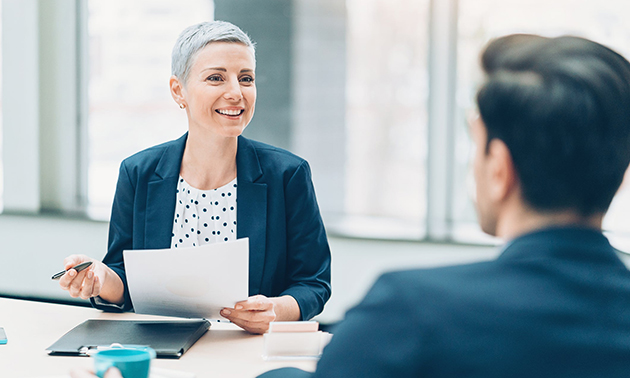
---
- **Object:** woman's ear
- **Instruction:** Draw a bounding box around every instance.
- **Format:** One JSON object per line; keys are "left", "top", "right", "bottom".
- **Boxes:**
{"left": 170, "top": 75, "right": 186, "bottom": 108}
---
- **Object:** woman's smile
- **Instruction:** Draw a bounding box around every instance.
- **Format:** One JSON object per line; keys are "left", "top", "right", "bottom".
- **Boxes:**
{"left": 215, "top": 107, "right": 245, "bottom": 118}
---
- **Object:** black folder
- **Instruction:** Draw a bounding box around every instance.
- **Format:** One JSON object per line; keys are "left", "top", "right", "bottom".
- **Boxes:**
{"left": 46, "top": 319, "right": 211, "bottom": 359}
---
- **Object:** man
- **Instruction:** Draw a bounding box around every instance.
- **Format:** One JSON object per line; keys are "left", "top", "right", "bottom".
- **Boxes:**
{"left": 260, "top": 34, "right": 630, "bottom": 377}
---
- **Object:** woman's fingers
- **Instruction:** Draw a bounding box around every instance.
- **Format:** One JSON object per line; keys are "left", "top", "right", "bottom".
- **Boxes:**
{"left": 68, "top": 269, "right": 89, "bottom": 297}
{"left": 224, "top": 307, "right": 276, "bottom": 323}
{"left": 228, "top": 315, "right": 271, "bottom": 334}
{"left": 221, "top": 295, "right": 277, "bottom": 334}
{"left": 63, "top": 256, "right": 80, "bottom": 270}
{"left": 58, "top": 269, "right": 76, "bottom": 291}
{"left": 91, "top": 275, "right": 102, "bottom": 298}
{"left": 59, "top": 263, "right": 102, "bottom": 300}
{"left": 79, "top": 270, "right": 96, "bottom": 299}
{"left": 63, "top": 255, "right": 91, "bottom": 270}
{"left": 59, "top": 256, "right": 105, "bottom": 299}
{"left": 234, "top": 295, "right": 273, "bottom": 311}
{"left": 59, "top": 269, "right": 83, "bottom": 297}
{"left": 60, "top": 254, "right": 90, "bottom": 294}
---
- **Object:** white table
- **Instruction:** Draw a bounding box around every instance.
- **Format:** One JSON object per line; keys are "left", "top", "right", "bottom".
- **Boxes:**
{"left": 0, "top": 298, "right": 316, "bottom": 378}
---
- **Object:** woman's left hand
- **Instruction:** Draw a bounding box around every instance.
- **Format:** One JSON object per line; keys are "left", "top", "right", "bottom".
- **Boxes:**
{"left": 220, "top": 295, "right": 277, "bottom": 334}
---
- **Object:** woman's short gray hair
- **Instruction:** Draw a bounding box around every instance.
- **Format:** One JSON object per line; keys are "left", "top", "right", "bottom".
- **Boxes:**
{"left": 171, "top": 21, "right": 256, "bottom": 84}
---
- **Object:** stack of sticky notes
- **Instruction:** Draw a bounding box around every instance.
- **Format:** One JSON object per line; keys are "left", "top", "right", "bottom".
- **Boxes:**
{"left": 263, "top": 321, "right": 332, "bottom": 360}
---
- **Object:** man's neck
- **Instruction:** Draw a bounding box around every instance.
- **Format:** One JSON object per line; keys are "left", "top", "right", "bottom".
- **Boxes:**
{"left": 495, "top": 207, "right": 604, "bottom": 241}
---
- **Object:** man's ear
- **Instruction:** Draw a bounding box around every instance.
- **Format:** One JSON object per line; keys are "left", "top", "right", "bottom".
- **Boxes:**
{"left": 486, "top": 138, "right": 517, "bottom": 203}
{"left": 170, "top": 75, "right": 186, "bottom": 107}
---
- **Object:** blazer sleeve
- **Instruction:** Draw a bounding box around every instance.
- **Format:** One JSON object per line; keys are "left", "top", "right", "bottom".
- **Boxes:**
{"left": 280, "top": 160, "right": 332, "bottom": 320}
{"left": 90, "top": 160, "right": 135, "bottom": 312}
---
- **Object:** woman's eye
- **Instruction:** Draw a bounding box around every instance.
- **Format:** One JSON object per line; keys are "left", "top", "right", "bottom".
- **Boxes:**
{"left": 207, "top": 75, "right": 222, "bottom": 82}
{"left": 240, "top": 76, "right": 254, "bottom": 83}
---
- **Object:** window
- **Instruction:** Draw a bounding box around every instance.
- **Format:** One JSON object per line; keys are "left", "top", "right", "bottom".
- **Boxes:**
{"left": 87, "top": 0, "right": 214, "bottom": 219}
{"left": 78, "top": 0, "right": 630, "bottom": 241}
{"left": 452, "top": 0, "right": 630, "bottom": 240}
{"left": 335, "top": 0, "right": 430, "bottom": 239}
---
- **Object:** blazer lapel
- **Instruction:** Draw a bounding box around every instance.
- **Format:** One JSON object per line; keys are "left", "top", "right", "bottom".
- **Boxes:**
{"left": 145, "top": 133, "right": 187, "bottom": 250}
{"left": 236, "top": 136, "right": 267, "bottom": 296}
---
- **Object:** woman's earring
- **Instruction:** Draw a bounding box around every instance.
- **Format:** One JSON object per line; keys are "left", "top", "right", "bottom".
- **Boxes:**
{"left": 179, "top": 103, "right": 186, "bottom": 109}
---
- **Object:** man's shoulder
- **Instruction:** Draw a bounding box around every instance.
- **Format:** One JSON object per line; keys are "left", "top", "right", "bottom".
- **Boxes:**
{"left": 364, "top": 260, "right": 505, "bottom": 317}
{"left": 377, "top": 260, "right": 499, "bottom": 291}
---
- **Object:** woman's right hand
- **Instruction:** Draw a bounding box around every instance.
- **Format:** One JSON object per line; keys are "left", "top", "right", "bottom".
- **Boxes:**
{"left": 58, "top": 255, "right": 105, "bottom": 300}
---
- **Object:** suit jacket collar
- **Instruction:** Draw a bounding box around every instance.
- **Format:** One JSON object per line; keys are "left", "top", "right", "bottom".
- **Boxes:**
{"left": 236, "top": 135, "right": 264, "bottom": 183}
{"left": 497, "top": 226, "right": 621, "bottom": 266}
{"left": 154, "top": 133, "right": 187, "bottom": 180}
{"left": 152, "top": 133, "right": 263, "bottom": 182}
{"left": 145, "top": 133, "right": 187, "bottom": 250}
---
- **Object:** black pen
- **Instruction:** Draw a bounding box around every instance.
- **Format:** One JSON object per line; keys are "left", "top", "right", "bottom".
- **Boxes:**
{"left": 51, "top": 261, "right": 93, "bottom": 280}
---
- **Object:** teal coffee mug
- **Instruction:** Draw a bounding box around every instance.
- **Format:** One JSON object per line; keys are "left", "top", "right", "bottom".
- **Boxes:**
{"left": 93, "top": 346, "right": 156, "bottom": 378}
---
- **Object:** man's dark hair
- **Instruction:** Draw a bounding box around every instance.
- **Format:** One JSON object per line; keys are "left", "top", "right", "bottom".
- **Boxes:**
{"left": 476, "top": 34, "right": 630, "bottom": 216}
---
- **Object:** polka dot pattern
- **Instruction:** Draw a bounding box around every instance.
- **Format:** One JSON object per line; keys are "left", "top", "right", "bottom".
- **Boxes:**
{"left": 170, "top": 176, "right": 237, "bottom": 249}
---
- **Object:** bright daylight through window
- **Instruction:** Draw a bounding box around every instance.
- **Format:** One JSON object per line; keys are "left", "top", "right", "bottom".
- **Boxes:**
{"left": 340, "top": 0, "right": 429, "bottom": 239}
{"left": 87, "top": 0, "right": 214, "bottom": 219}
{"left": 85, "top": 0, "right": 630, "bottom": 244}
{"left": 452, "top": 0, "right": 630, "bottom": 241}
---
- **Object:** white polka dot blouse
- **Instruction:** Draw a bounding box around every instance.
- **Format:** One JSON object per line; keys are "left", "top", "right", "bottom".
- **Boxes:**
{"left": 170, "top": 175, "right": 237, "bottom": 248}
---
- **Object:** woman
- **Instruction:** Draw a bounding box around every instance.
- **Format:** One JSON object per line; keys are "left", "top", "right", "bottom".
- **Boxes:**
{"left": 59, "top": 21, "right": 331, "bottom": 334}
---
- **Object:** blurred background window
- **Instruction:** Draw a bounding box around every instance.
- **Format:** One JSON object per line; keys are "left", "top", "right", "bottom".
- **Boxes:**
{"left": 86, "top": 0, "right": 432, "bottom": 241}
{"left": 84, "top": 0, "right": 630, "bottom": 242}
{"left": 336, "top": 0, "right": 429, "bottom": 239}
{"left": 452, "top": 0, "right": 630, "bottom": 241}
{"left": 87, "top": 0, "right": 214, "bottom": 219}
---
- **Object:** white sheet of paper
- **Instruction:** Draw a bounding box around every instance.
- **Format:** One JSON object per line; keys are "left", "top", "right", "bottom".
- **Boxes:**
{"left": 123, "top": 238, "right": 249, "bottom": 319}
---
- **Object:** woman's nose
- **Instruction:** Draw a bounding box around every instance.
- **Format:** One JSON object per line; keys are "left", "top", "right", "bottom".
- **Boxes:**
{"left": 223, "top": 77, "right": 243, "bottom": 101}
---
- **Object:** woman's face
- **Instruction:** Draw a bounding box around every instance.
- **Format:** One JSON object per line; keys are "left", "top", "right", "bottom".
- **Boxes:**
{"left": 178, "top": 42, "right": 256, "bottom": 138}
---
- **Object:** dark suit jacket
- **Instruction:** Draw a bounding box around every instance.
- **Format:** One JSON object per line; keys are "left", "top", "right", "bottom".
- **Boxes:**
{"left": 92, "top": 133, "right": 331, "bottom": 320}
{"left": 261, "top": 227, "right": 630, "bottom": 377}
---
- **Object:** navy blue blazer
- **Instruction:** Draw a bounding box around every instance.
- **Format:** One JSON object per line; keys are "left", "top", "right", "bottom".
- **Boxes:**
{"left": 261, "top": 227, "right": 630, "bottom": 377}
{"left": 93, "top": 133, "right": 331, "bottom": 320}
